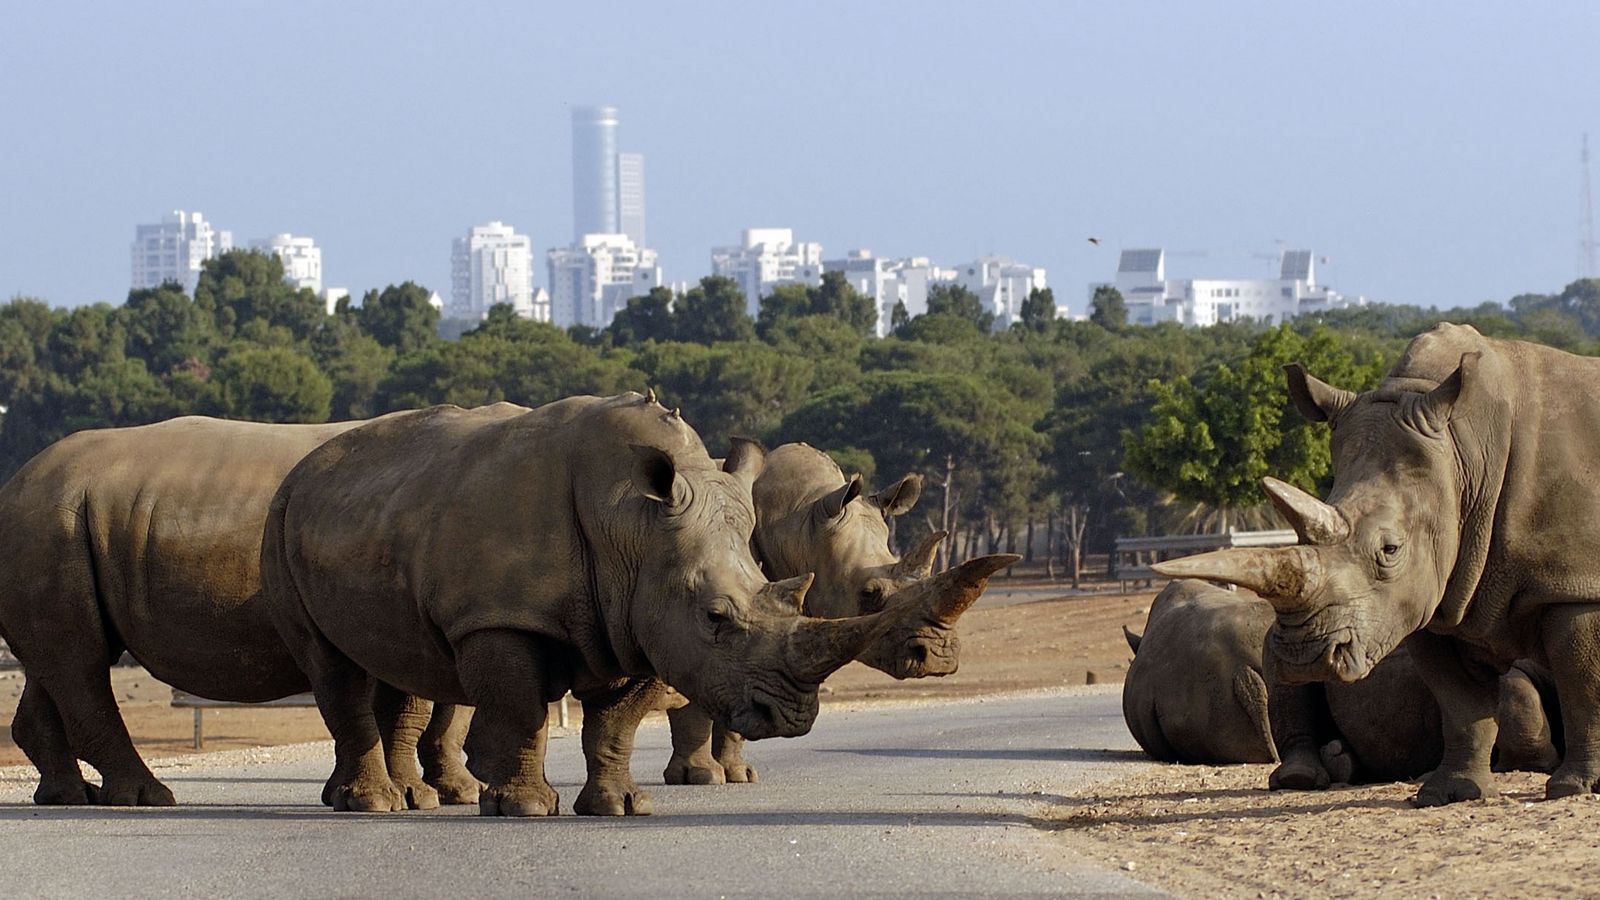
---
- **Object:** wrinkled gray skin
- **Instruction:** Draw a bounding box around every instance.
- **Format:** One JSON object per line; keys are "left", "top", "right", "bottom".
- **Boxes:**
{"left": 1121, "top": 580, "right": 1276, "bottom": 765}
{"left": 0, "top": 416, "right": 480, "bottom": 808}
{"left": 1156, "top": 322, "right": 1600, "bottom": 805}
{"left": 664, "top": 443, "right": 1014, "bottom": 785}
{"left": 1126, "top": 580, "right": 1559, "bottom": 787}
{"left": 263, "top": 394, "right": 971, "bottom": 816}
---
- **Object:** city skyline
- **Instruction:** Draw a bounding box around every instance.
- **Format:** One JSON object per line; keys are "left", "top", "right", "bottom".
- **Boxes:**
{"left": 5, "top": 3, "right": 1599, "bottom": 312}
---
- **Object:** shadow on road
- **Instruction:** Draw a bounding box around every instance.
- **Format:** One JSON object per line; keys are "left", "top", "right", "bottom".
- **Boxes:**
{"left": 814, "top": 746, "right": 1146, "bottom": 763}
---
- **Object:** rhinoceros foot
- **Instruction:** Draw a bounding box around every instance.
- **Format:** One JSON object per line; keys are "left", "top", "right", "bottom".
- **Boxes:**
{"left": 330, "top": 776, "right": 407, "bottom": 812}
{"left": 387, "top": 773, "right": 441, "bottom": 811}
{"left": 663, "top": 755, "right": 725, "bottom": 785}
{"left": 479, "top": 780, "right": 560, "bottom": 817}
{"left": 91, "top": 776, "right": 177, "bottom": 807}
{"left": 1268, "top": 758, "right": 1329, "bottom": 791}
{"left": 1413, "top": 769, "right": 1495, "bottom": 807}
{"left": 722, "top": 759, "right": 758, "bottom": 784}
{"left": 33, "top": 777, "right": 97, "bottom": 806}
{"left": 1318, "top": 740, "right": 1357, "bottom": 785}
{"left": 427, "top": 768, "right": 485, "bottom": 805}
{"left": 575, "top": 776, "right": 653, "bottom": 816}
{"left": 1544, "top": 763, "right": 1600, "bottom": 800}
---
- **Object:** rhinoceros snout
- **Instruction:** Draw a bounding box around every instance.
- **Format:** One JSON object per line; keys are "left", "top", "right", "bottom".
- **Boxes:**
{"left": 734, "top": 687, "right": 819, "bottom": 739}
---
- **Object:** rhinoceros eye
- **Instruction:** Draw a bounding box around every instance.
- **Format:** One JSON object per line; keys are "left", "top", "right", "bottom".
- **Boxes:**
{"left": 705, "top": 603, "right": 734, "bottom": 636}
{"left": 1376, "top": 540, "right": 1402, "bottom": 570}
{"left": 860, "top": 584, "right": 886, "bottom": 613}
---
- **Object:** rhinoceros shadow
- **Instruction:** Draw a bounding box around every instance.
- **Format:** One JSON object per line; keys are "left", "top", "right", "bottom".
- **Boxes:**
{"left": 814, "top": 746, "right": 1147, "bottom": 763}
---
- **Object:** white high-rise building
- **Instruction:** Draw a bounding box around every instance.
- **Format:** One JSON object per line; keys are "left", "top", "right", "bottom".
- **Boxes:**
{"left": 1101, "top": 248, "right": 1365, "bottom": 326}
{"left": 130, "top": 210, "right": 233, "bottom": 294}
{"left": 450, "top": 221, "right": 537, "bottom": 321}
{"left": 823, "top": 250, "right": 959, "bottom": 336}
{"left": 249, "top": 233, "right": 322, "bottom": 293}
{"left": 710, "top": 228, "right": 824, "bottom": 316}
{"left": 572, "top": 106, "right": 620, "bottom": 240}
{"left": 951, "top": 256, "right": 1048, "bottom": 330}
{"left": 547, "top": 233, "right": 663, "bottom": 328}
{"left": 617, "top": 152, "right": 646, "bottom": 250}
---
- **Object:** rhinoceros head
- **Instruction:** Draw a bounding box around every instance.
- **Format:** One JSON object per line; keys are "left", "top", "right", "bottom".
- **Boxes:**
{"left": 1153, "top": 352, "right": 1484, "bottom": 685}
{"left": 624, "top": 438, "right": 895, "bottom": 740}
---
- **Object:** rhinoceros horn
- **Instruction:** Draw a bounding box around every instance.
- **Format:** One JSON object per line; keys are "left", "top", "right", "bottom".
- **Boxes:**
{"left": 892, "top": 531, "right": 947, "bottom": 579}
{"left": 1262, "top": 477, "right": 1349, "bottom": 546}
{"left": 783, "top": 612, "right": 887, "bottom": 684}
{"left": 922, "top": 553, "right": 1020, "bottom": 624}
{"left": 1151, "top": 546, "right": 1322, "bottom": 613}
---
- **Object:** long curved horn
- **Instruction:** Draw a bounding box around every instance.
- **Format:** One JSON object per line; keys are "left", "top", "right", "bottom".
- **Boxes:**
{"left": 1151, "top": 547, "right": 1321, "bottom": 611}
{"left": 784, "top": 614, "right": 884, "bottom": 684}
{"left": 1262, "top": 477, "right": 1349, "bottom": 545}
{"left": 893, "top": 531, "right": 947, "bottom": 579}
{"left": 928, "top": 553, "right": 1019, "bottom": 624}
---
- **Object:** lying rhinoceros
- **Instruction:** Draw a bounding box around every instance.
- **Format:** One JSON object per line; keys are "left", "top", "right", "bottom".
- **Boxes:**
{"left": 663, "top": 442, "right": 1016, "bottom": 785}
{"left": 261, "top": 393, "right": 985, "bottom": 816}
{"left": 0, "top": 415, "right": 482, "bottom": 807}
{"left": 1156, "top": 322, "right": 1600, "bottom": 805}
{"left": 1124, "top": 579, "right": 1560, "bottom": 787}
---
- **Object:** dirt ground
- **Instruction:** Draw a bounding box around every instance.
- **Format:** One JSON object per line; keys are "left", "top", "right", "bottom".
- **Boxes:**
{"left": 7, "top": 576, "right": 1598, "bottom": 897}
{"left": 0, "top": 578, "right": 1155, "bottom": 766}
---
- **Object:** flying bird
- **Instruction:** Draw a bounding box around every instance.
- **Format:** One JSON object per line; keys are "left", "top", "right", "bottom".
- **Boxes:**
{"left": 1087, "top": 237, "right": 1101, "bottom": 246}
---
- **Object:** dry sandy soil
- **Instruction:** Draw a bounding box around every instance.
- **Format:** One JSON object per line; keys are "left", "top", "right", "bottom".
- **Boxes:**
{"left": 6, "top": 577, "right": 1599, "bottom": 896}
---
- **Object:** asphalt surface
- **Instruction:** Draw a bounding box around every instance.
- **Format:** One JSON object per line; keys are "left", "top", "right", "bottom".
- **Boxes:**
{"left": 0, "top": 686, "right": 1161, "bottom": 898}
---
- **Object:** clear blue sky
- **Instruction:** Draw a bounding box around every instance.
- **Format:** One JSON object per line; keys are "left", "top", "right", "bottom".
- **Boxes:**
{"left": 4, "top": 1, "right": 1598, "bottom": 313}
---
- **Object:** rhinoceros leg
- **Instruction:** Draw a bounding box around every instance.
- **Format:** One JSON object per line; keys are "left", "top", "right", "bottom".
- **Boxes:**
{"left": 713, "top": 725, "right": 757, "bottom": 784}
{"left": 1407, "top": 631, "right": 1499, "bottom": 807}
{"left": 12, "top": 680, "right": 94, "bottom": 805}
{"left": 1493, "top": 665, "right": 1560, "bottom": 774}
{"left": 1268, "top": 682, "right": 1331, "bottom": 791}
{"left": 1540, "top": 606, "right": 1600, "bottom": 799}
{"left": 371, "top": 683, "right": 441, "bottom": 811}
{"left": 663, "top": 703, "right": 725, "bottom": 785}
{"left": 419, "top": 703, "right": 480, "bottom": 805}
{"left": 457, "top": 629, "right": 560, "bottom": 817}
{"left": 574, "top": 678, "right": 669, "bottom": 816}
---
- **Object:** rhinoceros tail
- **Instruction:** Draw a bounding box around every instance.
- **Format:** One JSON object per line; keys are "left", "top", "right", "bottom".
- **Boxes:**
{"left": 1232, "top": 665, "right": 1278, "bottom": 763}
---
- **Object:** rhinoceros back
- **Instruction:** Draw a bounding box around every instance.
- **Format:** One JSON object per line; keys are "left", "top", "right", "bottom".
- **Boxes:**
{"left": 0, "top": 416, "right": 361, "bottom": 699}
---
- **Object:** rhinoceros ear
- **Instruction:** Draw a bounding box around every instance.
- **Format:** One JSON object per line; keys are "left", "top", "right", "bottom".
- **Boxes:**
{"left": 1123, "top": 626, "right": 1142, "bottom": 655}
{"left": 629, "top": 444, "right": 679, "bottom": 505}
{"left": 867, "top": 473, "right": 923, "bottom": 518}
{"left": 723, "top": 436, "right": 767, "bottom": 491}
{"left": 816, "top": 475, "right": 863, "bottom": 521}
{"left": 1285, "top": 363, "right": 1356, "bottom": 424}
{"left": 1418, "top": 352, "right": 1478, "bottom": 434}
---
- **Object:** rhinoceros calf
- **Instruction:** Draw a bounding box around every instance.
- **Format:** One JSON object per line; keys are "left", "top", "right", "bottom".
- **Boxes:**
{"left": 261, "top": 393, "right": 972, "bottom": 816}
{"left": 1126, "top": 579, "right": 1558, "bottom": 787}
{"left": 0, "top": 415, "right": 483, "bottom": 808}
{"left": 1157, "top": 322, "right": 1600, "bottom": 805}
{"left": 663, "top": 442, "right": 1016, "bottom": 785}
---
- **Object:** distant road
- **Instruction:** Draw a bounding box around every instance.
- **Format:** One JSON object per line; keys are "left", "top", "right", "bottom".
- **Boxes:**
{"left": 0, "top": 687, "right": 1161, "bottom": 898}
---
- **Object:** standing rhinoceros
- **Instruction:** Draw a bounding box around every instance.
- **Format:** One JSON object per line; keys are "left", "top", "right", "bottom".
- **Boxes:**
{"left": 663, "top": 442, "right": 1016, "bottom": 785}
{"left": 1155, "top": 322, "right": 1600, "bottom": 805}
{"left": 261, "top": 393, "right": 978, "bottom": 816}
{"left": 0, "top": 415, "right": 483, "bottom": 808}
{"left": 1125, "top": 578, "right": 1558, "bottom": 787}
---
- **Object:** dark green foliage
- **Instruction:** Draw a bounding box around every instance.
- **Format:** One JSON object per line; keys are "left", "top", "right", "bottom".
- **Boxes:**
{"left": 923, "top": 283, "right": 993, "bottom": 333}
{"left": 357, "top": 282, "right": 439, "bottom": 355}
{"left": 211, "top": 346, "right": 333, "bottom": 423}
{"left": 1017, "top": 286, "right": 1058, "bottom": 332}
{"left": 675, "top": 276, "right": 756, "bottom": 345}
{"left": 195, "top": 250, "right": 324, "bottom": 342}
{"left": 607, "top": 286, "right": 676, "bottom": 347}
{"left": 1089, "top": 285, "right": 1127, "bottom": 329}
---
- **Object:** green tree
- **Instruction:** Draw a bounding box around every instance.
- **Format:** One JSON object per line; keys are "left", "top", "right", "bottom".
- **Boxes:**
{"left": 1017, "top": 286, "right": 1057, "bottom": 333}
{"left": 607, "top": 286, "right": 677, "bottom": 346}
{"left": 889, "top": 299, "right": 911, "bottom": 333}
{"left": 632, "top": 340, "right": 814, "bottom": 446}
{"left": 121, "top": 283, "right": 214, "bottom": 374}
{"left": 311, "top": 315, "right": 395, "bottom": 419}
{"left": 195, "top": 250, "right": 326, "bottom": 342}
{"left": 211, "top": 345, "right": 333, "bottom": 423}
{"left": 1089, "top": 285, "right": 1127, "bottom": 329}
{"left": 924, "top": 283, "right": 993, "bottom": 332}
{"left": 357, "top": 281, "right": 440, "bottom": 355}
{"left": 675, "top": 276, "right": 756, "bottom": 344}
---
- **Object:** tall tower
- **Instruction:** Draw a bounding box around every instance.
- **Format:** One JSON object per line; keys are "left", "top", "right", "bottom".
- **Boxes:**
{"left": 572, "top": 106, "right": 620, "bottom": 239}
{"left": 617, "top": 152, "right": 646, "bottom": 249}
{"left": 1582, "top": 134, "right": 1597, "bottom": 280}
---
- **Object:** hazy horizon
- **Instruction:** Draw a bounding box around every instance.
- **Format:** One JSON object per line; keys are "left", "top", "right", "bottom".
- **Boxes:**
{"left": 5, "top": 1, "right": 1598, "bottom": 314}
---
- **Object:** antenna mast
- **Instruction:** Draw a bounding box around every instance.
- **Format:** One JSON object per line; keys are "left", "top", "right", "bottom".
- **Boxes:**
{"left": 1583, "top": 134, "right": 1597, "bottom": 279}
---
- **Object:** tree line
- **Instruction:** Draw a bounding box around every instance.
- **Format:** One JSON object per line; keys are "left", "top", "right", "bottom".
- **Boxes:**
{"left": 6, "top": 248, "right": 1599, "bottom": 582}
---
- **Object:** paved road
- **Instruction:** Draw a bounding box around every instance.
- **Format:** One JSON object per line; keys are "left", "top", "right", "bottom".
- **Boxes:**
{"left": 0, "top": 686, "right": 1160, "bottom": 898}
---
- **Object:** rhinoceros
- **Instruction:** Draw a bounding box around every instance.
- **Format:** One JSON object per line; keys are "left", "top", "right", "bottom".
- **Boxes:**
{"left": 662, "top": 442, "right": 1017, "bottom": 785}
{"left": 1125, "top": 578, "right": 1559, "bottom": 787}
{"left": 261, "top": 393, "right": 982, "bottom": 816}
{"left": 1155, "top": 322, "right": 1599, "bottom": 805}
{"left": 0, "top": 415, "right": 483, "bottom": 808}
